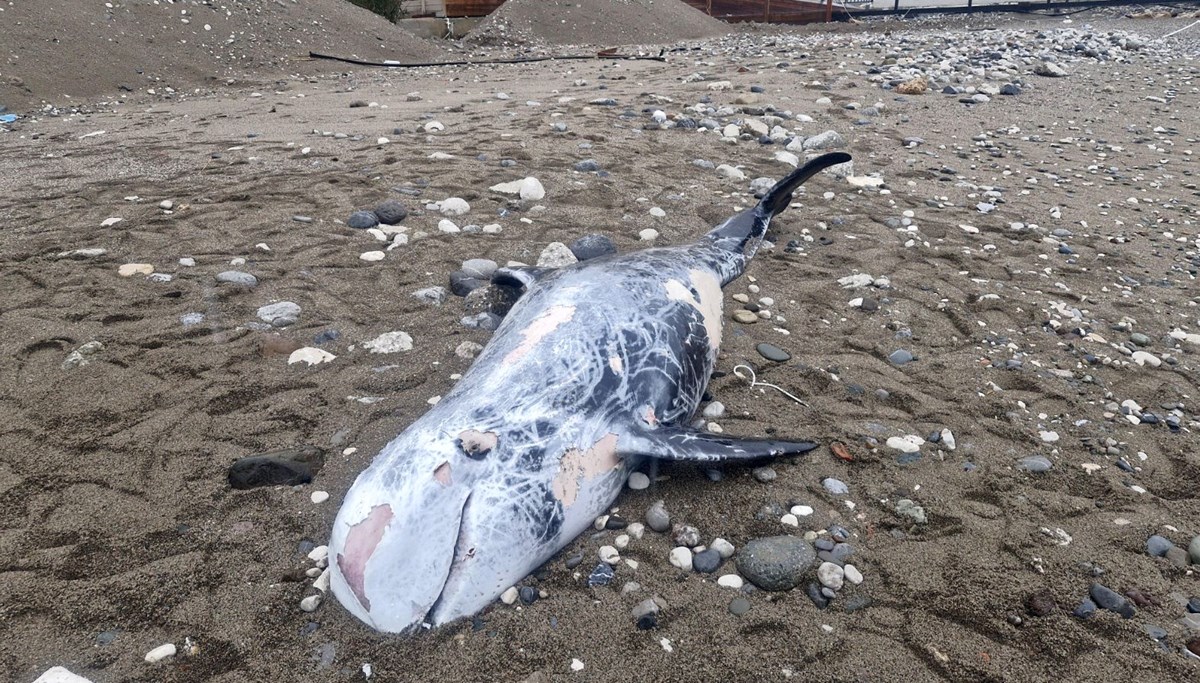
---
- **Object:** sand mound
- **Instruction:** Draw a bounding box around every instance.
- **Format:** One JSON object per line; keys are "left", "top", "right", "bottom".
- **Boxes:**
{"left": 0, "top": 0, "right": 446, "bottom": 112}
{"left": 467, "top": 0, "right": 731, "bottom": 47}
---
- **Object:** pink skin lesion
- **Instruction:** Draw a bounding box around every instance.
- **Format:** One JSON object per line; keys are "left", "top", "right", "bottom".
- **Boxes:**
{"left": 434, "top": 461, "right": 452, "bottom": 486}
{"left": 504, "top": 305, "right": 575, "bottom": 365}
{"left": 337, "top": 504, "right": 394, "bottom": 611}
{"left": 551, "top": 433, "right": 621, "bottom": 508}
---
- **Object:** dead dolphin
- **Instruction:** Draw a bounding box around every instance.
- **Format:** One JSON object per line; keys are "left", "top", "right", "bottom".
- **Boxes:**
{"left": 328, "top": 151, "right": 851, "bottom": 633}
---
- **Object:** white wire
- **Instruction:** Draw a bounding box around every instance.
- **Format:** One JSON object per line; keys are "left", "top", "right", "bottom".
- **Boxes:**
{"left": 732, "top": 364, "right": 809, "bottom": 407}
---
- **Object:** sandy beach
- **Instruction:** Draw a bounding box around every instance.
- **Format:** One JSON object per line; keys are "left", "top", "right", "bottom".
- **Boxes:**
{"left": 2, "top": 1, "right": 1200, "bottom": 681}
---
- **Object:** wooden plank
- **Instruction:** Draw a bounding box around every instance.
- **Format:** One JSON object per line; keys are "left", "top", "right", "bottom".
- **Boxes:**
{"left": 443, "top": 0, "right": 507, "bottom": 17}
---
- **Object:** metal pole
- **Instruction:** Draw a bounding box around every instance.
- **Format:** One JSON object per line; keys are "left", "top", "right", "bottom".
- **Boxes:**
{"left": 764, "top": 0, "right": 771, "bottom": 22}
{"left": 893, "top": 0, "right": 899, "bottom": 11}
{"left": 826, "top": 0, "right": 833, "bottom": 21}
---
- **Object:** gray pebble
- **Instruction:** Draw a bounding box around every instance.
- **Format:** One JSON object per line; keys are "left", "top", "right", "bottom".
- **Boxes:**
{"left": 1090, "top": 583, "right": 1136, "bottom": 618}
{"left": 822, "top": 478, "right": 849, "bottom": 495}
{"left": 1190, "top": 535, "right": 1200, "bottom": 564}
{"left": 889, "top": 349, "right": 914, "bottom": 365}
{"left": 373, "top": 199, "right": 409, "bottom": 225}
{"left": 1017, "top": 456, "right": 1053, "bottom": 473}
{"left": 216, "top": 271, "right": 258, "bottom": 287}
{"left": 573, "top": 159, "right": 601, "bottom": 172}
{"left": 756, "top": 343, "right": 791, "bottom": 362}
{"left": 646, "top": 500, "right": 670, "bottom": 533}
{"left": 569, "top": 234, "right": 617, "bottom": 262}
{"left": 1072, "top": 598, "right": 1097, "bottom": 619}
{"left": 752, "top": 466, "right": 777, "bottom": 483}
{"left": 347, "top": 210, "right": 379, "bottom": 229}
{"left": 728, "top": 597, "right": 752, "bottom": 616}
{"left": 673, "top": 524, "right": 701, "bottom": 547}
{"left": 460, "top": 258, "right": 499, "bottom": 279}
{"left": 413, "top": 286, "right": 448, "bottom": 306}
{"left": 736, "top": 536, "right": 816, "bottom": 591}
{"left": 1146, "top": 534, "right": 1174, "bottom": 558}
{"left": 257, "top": 301, "right": 301, "bottom": 327}
{"left": 692, "top": 548, "right": 722, "bottom": 573}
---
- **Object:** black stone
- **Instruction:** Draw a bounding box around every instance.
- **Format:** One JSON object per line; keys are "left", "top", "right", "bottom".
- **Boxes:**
{"left": 1026, "top": 589, "right": 1058, "bottom": 617}
{"left": 228, "top": 446, "right": 324, "bottom": 490}
{"left": 373, "top": 199, "right": 409, "bottom": 225}
{"left": 805, "top": 582, "right": 830, "bottom": 609}
{"left": 736, "top": 536, "right": 816, "bottom": 591}
{"left": 1090, "top": 583, "right": 1136, "bottom": 618}
{"left": 570, "top": 233, "right": 617, "bottom": 261}
{"left": 756, "top": 343, "right": 791, "bottom": 362}
{"left": 605, "top": 516, "right": 629, "bottom": 530}
{"left": 565, "top": 553, "right": 584, "bottom": 569}
{"left": 860, "top": 297, "right": 879, "bottom": 312}
{"left": 573, "top": 159, "right": 601, "bottom": 173}
{"left": 1072, "top": 598, "right": 1097, "bottom": 619}
{"left": 636, "top": 613, "right": 657, "bottom": 630}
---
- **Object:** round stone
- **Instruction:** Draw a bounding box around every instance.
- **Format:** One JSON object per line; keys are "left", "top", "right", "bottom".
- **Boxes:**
{"left": 822, "top": 478, "right": 849, "bottom": 495}
{"left": 373, "top": 199, "right": 409, "bottom": 225}
{"left": 752, "top": 466, "right": 777, "bottom": 483}
{"left": 628, "top": 472, "right": 651, "bottom": 490}
{"left": 693, "top": 548, "right": 722, "bottom": 573}
{"left": 718, "top": 574, "right": 744, "bottom": 589}
{"left": 646, "top": 501, "right": 670, "bottom": 532}
{"left": 732, "top": 310, "right": 758, "bottom": 324}
{"left": 1017, "top": 456, "right": 1053, "bottom": 473}
{"left": 216, "top": 270, "right": 258, "bottom": 287}
{"left": 1189, "top": 535, "right": 1200, "bottom": 565}
{"left": 347, "top": 210, "right": 379, "bottom": 229}
{"left": 460, "top": 258, "right": 498, "bottom": 279}
{"left": 569, "top": 234, "right": 617, "bottom": 261}
{"left": 599, "top": 546, "right": 620, "bottom": 565}
{"left": 669, "top": 546, "right": 694, "bottom": 572}
{"left": 673, "top": 524, "right": 701, "bottom": 547}
{"left": 756, "top": 343, "right": 791, "bottom": 362}
{"left": 711, "top": 538, "right": 736, "bottom": 559}
{"left": 817, "top": 561, "right": 845, "bottom": 590}
{"left": 728, "top": 597, "right": 752, "bottom": 616}
{"left": 736, "top": 536, "right": 816, "bottom": 591}
{"left": 257, "top": 301, "right": 301, "bottom": 327}
{"left": 1146, "top": 534, "right": 1174, "bottom": 558}
{"left": 889, "top": 349, "right": 914, "bottom": 365}
{"left": 843, "top": 564, "right": 864, "bottom": 585}
{"left": 537, "top": 242, "right": 578, "bottom": 268}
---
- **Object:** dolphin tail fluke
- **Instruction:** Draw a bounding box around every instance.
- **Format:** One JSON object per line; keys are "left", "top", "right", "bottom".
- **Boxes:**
{"left": 704, "top": 152, "right": 851, "bottom": 270}
{"left": 620, "top": 426, "right": 817, "bottom": 464}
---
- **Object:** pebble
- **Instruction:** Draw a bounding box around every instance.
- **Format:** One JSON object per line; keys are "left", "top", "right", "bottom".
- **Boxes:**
{"left": 1073, "top": 598, "right": 1097, "bottom": 619}
{"left": 519, "top": 586, "right": 537, "bottom": 605}
{"left": 439, "top": 198, "right": 470, "bottom": 216}
{"left": 646, "top": 501, "right": 670, "bottom": 532}
{"left": 711, "top": 538, "right": 736, "bottom": 559}
{"left": 639, "top": 229, "right": 659, "bottom": 241}
{"left": 359, "top": 251, "right": 385, "bottom": 262}
{"left": 1146, "top": 535, "right": 1174, "bottom": 558}
{"left": 669, "top": 546, "right": 694, "bottom": 572}
{"left": 117, "top": 262, "right": 154, "bottom": 278}
{"left": 569, "top": 234, "right": 617, "bottom": 261}
{"left": 347, "top": 210, "right": 379, "bottom": 229}
{"left": 895, "top": 499, "right": 927, "bottom": 525}
{"left": 32, "top": 667, "right": 96, "bottom": 683}
{"left": 288, "top": 347, "right": 336, "bottom": 366}
{"left": 803, "top": 130, "right": 847, "bottom": 151}
{"left": 599, "top": 546, "right": 620, "bottom": 565}
{"left": 844, "top": 564, "right": 863, "bottom": 585}
{"left": 500, "top": 587, "right": 520, "bottom": 605}
{"left": 256, "top": 301, "right": 301, "bottom": 327}
{"left": 627, "top": 472, "right": 650, "bottom": 490}
{"left": 718, "top": 574, "right": 744, "bottom": 589}
{"left": 817, "top": 562, "right": 845, "bottom": 590}
{"left": 1189, "top": 535, "right": 1200, "bottom": 564}
{"left": 570, "top": 659, "right": 585, "bottom": 672}
{"left": 1090, "top": 583, "right": 1136, "bottom": 618}
{"left": 373, "top": 199, "right": 408, "bottom": 225}
{"left": 1017, "top": 456, "right": 1053, "bottom": 473}
{"left": 822, "top": 478, "right": 849, "bottom": 495}
{"left": 362, "top": 331, "right": 413, "bottom": 354}
{"left": 702, "top": 402, "right": 725, "bottom": 419}
{"left": 752, "top": 466, "right": 777, "bottom": 483}
{"left": 413, "top": 286, "right": 448, "bottom": 306}
{"left": 310, "top": 490, "right": 329, "bottom": 504}
{"left": 673, "top": 524, "right": 701, "bottom": 547}
{"left": 693, "top": 548, "right": 722, "bottom": 573}
{"left": 888, "top": 349, "right": 914, "bottom": 365}
{"left": 537, "top": 242, "right": 578, "bottom": 268}
{"left": 216, "top": 270, "right": 258, "bottom": 287}
{"left": 885, "top": 435, "right": 924, "bottom": 454}
{"left": 736, "top": 536, "right": 816, "bottom": 591}
{"left": 728, "top": 596, "right": 752, "bottom": 616}
{"left": 732, "top": 310, "right": 758, "bottom": 324}
{"left": 300, "top": 594, "right": 323, "bottom": 612}
{"left": 756, "top": 343, "right": 790, "bottom": 362}
{"left": 144, "top": 643, "right": 176, "bottom": 663}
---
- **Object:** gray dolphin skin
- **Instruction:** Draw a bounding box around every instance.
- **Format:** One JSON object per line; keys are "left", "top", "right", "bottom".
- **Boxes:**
{"left": 328, "top": 151, "right": 852, "bottom": 633}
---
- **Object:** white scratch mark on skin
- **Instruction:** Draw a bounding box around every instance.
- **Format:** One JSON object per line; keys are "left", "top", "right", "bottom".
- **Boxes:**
{"left": 505, "top": 305, "right": 575, "bottom": 364}
{"left": 664, "top": 269, "right": 724, "bottom": 349}
{"left": 552, "top": 433, "right": 620, "bottom": 508}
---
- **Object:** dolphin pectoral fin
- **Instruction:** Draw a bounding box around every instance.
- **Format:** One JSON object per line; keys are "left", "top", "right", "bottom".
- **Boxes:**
{"left": 620, "top": 427, "right": 817, "bottom": 463}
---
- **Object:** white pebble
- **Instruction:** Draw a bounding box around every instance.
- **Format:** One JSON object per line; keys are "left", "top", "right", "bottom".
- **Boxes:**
{"left": 649, "top": 207, "right": 666, "bottom": 218}
{"left": 32, "top": 667, "right": 96, "bottom": 683}
{"left": 614, "top": 534, "right": 630, "bottom": 550}
{"left": 500, "top": 587, "right": 519, "bottom": 605}
{"left": 702, "top": 402, "right": 726, "bottom": 419}
{"left": 307, "top": 545, "right": 329, "bottom": 564}
{"left": 639, "top": 228, "right": 659, "bottom": 241}
{"left": 144, "top": 643, "right": 176, "bottom": 663}
{"left": 628, "top": 472, "right": 651, "bottom": 490}
{"left": 789, "top": 505, "right": 814, "bottom": 517}
{"left": 1039, "top": 430, "right": 1060, "bottom": 443}
{"left": 359, "top": 251, "right": 385, "bottom": 262}
{"left": 717, "top": 574, "right": 744, "bottom": 589}
{"left": 424, "top": 121, "right": 444, "bottom": 132}
{"left": 300, "top": 594, "right": 323, "bottom": 612}
{"left": 669, "top": 546, "right": 693, "bottom": 571}
{"left": 599, "top": 545, "right": 621, "bottom": 565}
{"left": 626, "top": 523, "right": 645, "bottom": 540}
{"left": 711, "top": 538, "right": 735, "bottom": 558}
{"left": 844, "top": 564, "right": 864, "bottom": 585}
{"left": 570, "top": 659, "right": 585, "bottom": 672}
{"left": 313, "top": 567, "right": 331, "bottom": 593}
{"left": 780, "top": 513, "right": 799, "bottom": 527}
{"left": 438, "top": 219, "right": 461, "bottom": 233}
{"left": 817, "top": 562, "right": 844, "bottom": 590}
{"left": 310, "top": 490, "right": 329, "bottom": 504}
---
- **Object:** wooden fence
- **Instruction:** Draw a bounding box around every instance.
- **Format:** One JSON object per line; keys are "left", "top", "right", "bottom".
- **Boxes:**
{"left": 682, "top": 0, "right": 842, "bottom": 23}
